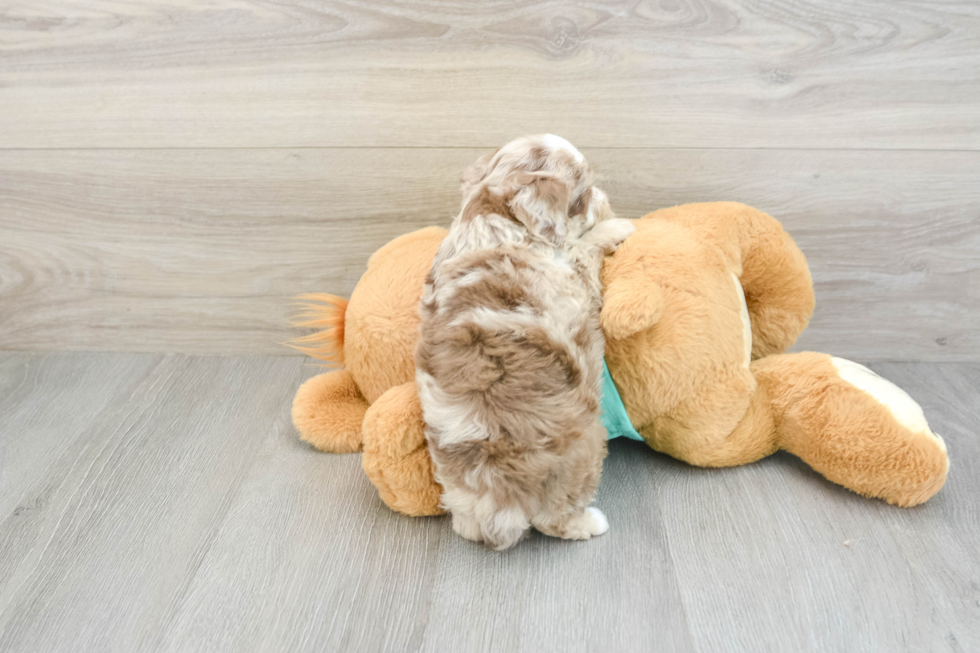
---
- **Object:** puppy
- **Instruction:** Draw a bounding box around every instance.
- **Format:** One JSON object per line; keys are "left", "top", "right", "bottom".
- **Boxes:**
{"left": 415, "top": 134, "right": 635, "bottom": 550}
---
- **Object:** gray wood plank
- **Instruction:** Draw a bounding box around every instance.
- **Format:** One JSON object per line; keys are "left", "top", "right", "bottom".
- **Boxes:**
{"left": 1, "top": 355, "right": 976, "bottom": 652}
{"left": 151, "top": 381, "right": 445, "bottom": 653}
{"left": 869, "top": 363, "right": 980, "bottom": 531}
{"left": 153, "top": 378, "right": 693, "bottom": 653}
{"left": 651, "top": 363, "right": 980, "bottom": 653}
{"left": 2, "top": 148, "right": 977, "bottom": 360}
{"left": 419, "top": 439, "right": 695, "bottom": 653}
{"left": 0, "top": 354, "right": 307, "bottom": 652}
{"left": 0, "top": 352, "right": 162, "bottom": 518}
{"left": 867, "top": 362, "right": 980, "bottom": 653}
{"left": 1, "top": 0, "right": 978, "bottom": 149}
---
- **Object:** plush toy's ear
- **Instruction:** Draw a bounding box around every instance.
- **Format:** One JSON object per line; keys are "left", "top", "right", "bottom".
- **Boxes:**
{"left": 508, "top": 173, "right": 570, "bottom": 247}
{"left": 601, "top": 241, "right": 664, "bottom": 340}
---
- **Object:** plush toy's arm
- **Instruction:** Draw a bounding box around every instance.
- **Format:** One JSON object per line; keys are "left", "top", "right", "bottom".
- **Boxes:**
{"left": 600, "top": 230, "right": 664, "bottom": 340}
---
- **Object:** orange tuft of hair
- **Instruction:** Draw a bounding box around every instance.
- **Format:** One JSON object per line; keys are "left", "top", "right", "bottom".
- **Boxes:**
{"left": 288, "top": 293, "right": 348, "bottom": 365}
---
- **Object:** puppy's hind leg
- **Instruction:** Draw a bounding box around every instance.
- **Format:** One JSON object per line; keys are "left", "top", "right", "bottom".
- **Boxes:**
{"left": 530, "top": 421, "right": 608, "bottom": 542}
{"left": 478, "top": 504, "right": 531, "bottom": 551}
{"left": 445, "top": 489, "right": 531, "bottom": 549}
{"left": 443, "top": 488, "right": 484, "bottom": 542}
{"left": 452, "top": 511, "right": 484, "bottom": 543}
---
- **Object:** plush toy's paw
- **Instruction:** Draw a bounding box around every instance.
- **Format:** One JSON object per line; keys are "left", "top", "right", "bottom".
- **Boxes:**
{"left": 361, "top": 381, "right": 445, "bottom": 516}
{"left": 755, "top": 353, "right": 949, "bottom": 507}
{"left": 599, "top": 225, "right": 664, "bottom": 340}
{"left": 292, "top": 370, "right": 369, "bottom": 453}
{"left": 600, "top": 280, "right": 663, "bottom": 341}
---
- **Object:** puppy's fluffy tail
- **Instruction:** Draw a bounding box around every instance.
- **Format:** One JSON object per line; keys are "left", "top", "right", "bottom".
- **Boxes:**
{"left": 288, "top": 294, "right": 348, "bottom": 365}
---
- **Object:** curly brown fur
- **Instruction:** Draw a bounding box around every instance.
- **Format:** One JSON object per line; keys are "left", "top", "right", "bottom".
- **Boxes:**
{"left": 415, "top": 134, "right": 634, "bottom": 549}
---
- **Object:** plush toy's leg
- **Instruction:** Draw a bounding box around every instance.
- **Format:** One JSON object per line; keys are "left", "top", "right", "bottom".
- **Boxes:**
{"left": 653, "top": 202, "right": 815, "bottom": 358}
{"left": 728, "top": 205, "right": 815, "bottom": 359}
{"left": 361, "top": 381, "right": 444, "bottom": 517}
{"left": 292, "top": 370, "right": 369, "bottom": 453}
{"left": 641, "top": 371, "right": 780, "bottom": 469}
{"left": 754, "top": 353, "right": 949, "bottom": 507}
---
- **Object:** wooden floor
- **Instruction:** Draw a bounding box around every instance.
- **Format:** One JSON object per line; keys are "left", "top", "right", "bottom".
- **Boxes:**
{"left": 0, "top": 352, "right": 977, "bottom": 652}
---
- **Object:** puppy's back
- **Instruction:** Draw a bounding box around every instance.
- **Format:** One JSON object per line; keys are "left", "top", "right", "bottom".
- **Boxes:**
{"left": 416, "top": 242, "right": 605, "bottom": 549}
{"left": 417, "top": 245, "right": 598, "bottom": 440}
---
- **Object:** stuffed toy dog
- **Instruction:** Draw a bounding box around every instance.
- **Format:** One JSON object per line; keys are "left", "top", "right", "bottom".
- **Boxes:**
{"left": 291, "top": 202, "right": 949, "bottom": 515}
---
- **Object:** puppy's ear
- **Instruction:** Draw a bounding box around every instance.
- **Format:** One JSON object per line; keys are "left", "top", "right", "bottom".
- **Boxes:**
{"left": 461, "top": 149, "right": 498, "bottom": 196}
{"left": 509, "top": 173, "right": 569, "bottom": 247}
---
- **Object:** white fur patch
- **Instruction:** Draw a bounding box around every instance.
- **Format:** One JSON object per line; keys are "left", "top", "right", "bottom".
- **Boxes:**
{"left": 831, "top": 357, "right": 946, "bottom": 453}
{"left": 450, "top": 299, "right": 581, "bottom": 353}
{"left": 482, "top": 504, "right": 530, "bottom": 548}
{"left": 451, "top": 511, "right": 483, "bottom": 542}
{"left": 454, "top": 270, "right": 486, "bottom": 287}
{"left": 416, "top": 371, "right": 490, "bottom": 445}
{"left": 545, "top": 506, "right": 609, "bottom": 540}
{"left": 434, "top": 270, "right": 485, "bottom": 306}
{"left": 731, "top": 272, "right": 752, "bottom": 368}
{"left": 581, "top": 187, "right": 605, "bottom": 230}
{"left": 443, "top": 492, "right": 530, "bottom": 550}
{"left": 552, "top": 247, "right": 576, "bottom": 271}
{"left": 449, "top": 306, "right": 537, "bottom": 331}
{"left": 586, "top": 507, "right": 609, "bottom": 535}
{"left": 542, "top": 134, "right": 585, "bottom": 163}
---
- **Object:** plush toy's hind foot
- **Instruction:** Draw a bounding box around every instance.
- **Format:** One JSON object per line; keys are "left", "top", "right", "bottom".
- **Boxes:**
{"left": 292, "top": 369, "right": 369, "bottom": 453}
{"left": 361, "top": 381, "right": 445, "bottom": 517}
{"left": 756, "top": 353, "right": 949, "bottom": 507}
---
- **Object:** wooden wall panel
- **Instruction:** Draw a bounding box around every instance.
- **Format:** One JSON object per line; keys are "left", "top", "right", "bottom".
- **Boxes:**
{"left": 2, "top": 148, "right": 976, "bottom": 360}
{"left": 1, "top": 0, "right": 978, "bottom": 149}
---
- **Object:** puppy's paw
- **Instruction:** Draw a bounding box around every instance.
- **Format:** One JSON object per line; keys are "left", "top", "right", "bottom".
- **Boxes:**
{"left": 590, "top": 218, "right": 635, "bottom": 252}
{"left": 585, "top": 507, "right": 610, "bottom": 536}
{"left": 553, "top": 507, "right": 610, "bottom": 540}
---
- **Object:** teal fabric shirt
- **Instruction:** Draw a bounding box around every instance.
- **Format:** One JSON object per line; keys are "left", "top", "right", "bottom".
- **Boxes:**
{"left": 600, "top": 359, "right": 644, "bottom": 441}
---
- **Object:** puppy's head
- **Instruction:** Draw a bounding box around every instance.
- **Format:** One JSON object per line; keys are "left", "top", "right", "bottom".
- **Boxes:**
{"left": 460, "top": 134, "right": 612, "bottom": 246}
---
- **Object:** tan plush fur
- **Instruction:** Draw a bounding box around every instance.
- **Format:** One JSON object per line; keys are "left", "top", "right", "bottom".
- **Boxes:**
{"left": 292, "top": 201, "right": 949, "bottom": 516}
{"left": 601, "top": 204, "right": 948, "bottom": 508}
{"left": 289, "top": 294, "right": 348, "bottom": 365}
{"left": 417, "top": 135, "right": 632, "bottom": 549}
{"left": 361, "top": 381, "right": 444, "bottom": 516}
{"left": 292, "top": 369, "right": 368, "bottom": 453}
